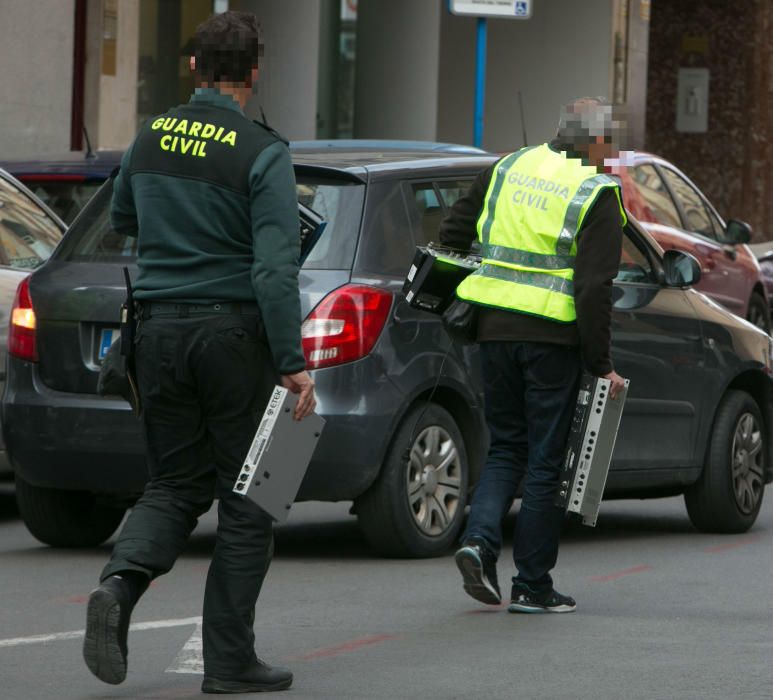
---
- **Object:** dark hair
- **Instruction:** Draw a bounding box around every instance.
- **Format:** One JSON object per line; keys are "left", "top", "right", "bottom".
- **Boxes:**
{"left": 193, "top": 11, "right": 263, "bottom": 83}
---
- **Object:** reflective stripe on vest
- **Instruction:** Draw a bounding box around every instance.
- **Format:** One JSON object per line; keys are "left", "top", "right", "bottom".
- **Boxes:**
{"left": 457, "top": 144, "right": 626, "bottom": 323}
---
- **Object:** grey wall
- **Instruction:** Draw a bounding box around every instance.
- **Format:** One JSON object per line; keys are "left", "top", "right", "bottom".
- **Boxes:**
{"left": 0, "top": 0, "right": 75, "bottom": 157}
{"left": 437, "top": 0, "right": 615, "bottom": 152}
{"left": 232, "top": 0, "right": 321, "bottom": 139}
{"left": 353, "top": 0, "right": 442, "bottom": 140}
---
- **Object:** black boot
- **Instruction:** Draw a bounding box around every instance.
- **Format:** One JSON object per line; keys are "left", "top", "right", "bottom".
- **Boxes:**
{"left": 82, "top": 574, "right": 144, "bottom": 685}
{"left": 202, "top": 659, "right": 293, "bottom": 694}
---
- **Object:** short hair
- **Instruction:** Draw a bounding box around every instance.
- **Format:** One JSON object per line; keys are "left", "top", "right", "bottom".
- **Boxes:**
{"left": 193, "top": 11, "right": 263, "bottom": 84}
{"left": 556, "top": 97, "right": 626, "bottom": 147}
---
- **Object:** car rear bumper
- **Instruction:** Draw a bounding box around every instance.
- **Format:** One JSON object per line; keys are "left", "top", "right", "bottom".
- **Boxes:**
{"left": 2, "top": 357, "right": 402, "bottom": 500}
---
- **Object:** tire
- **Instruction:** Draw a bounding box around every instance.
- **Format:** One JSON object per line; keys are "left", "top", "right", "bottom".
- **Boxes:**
{"left": 746, "top": 293, "right": 770, "bottom": 335}
{"left": 355, "top": 403, "right": 469, "bottom": 558}
{"left": 685, "top": 390, "right": 766, "bottom": 533}
{"left": 15, "top": 477, "right": 126, "bottom": 547}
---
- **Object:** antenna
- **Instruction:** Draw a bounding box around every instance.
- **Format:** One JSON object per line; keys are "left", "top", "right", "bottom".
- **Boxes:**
{"left": 260, "top": 105, "right": 268, "bottom": 126}
{"left": 518, "top": 90, "right": 528, "bottom": 147}
{"left": 82, "top": 126, "right": 95, "bottom": 158}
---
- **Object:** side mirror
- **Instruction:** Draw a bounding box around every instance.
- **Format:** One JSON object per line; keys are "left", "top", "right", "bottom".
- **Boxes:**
{"left": 662, "top": 250, "right": 701, "bottom": 288}
{"left": 724, "top": 219, "right": 752, "bottom": 245}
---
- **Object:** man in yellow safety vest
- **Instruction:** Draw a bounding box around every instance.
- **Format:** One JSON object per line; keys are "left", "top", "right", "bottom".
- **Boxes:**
{"left": 443, "top": 97, "right": 627, "bottom": 613}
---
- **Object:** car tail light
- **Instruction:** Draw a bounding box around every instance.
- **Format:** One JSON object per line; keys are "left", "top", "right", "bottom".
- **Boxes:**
{"left": 9, "top": 277, "right": 38, "bottom": 362}
{"left": 302, "top": 285, "right": 393, "bottom": 370}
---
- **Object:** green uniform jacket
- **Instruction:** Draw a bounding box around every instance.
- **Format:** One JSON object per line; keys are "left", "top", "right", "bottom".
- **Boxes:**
{"left": 110, "top": 88, "right": 305, "bottom": 375}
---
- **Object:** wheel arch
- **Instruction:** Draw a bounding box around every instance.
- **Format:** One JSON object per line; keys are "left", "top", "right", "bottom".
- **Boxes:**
{"left": 748, "top": 284, "right": 770, "bottom": 330}
{"left": 752, "top": 282, "right": 766, "bottom": 301}
{"left": 715, "top": 371, "right": 773, "bottom": 484}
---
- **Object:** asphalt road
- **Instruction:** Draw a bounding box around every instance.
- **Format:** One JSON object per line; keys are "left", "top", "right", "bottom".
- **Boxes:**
{"left": 1, "top": 484, "right": 772, "bottom": 700}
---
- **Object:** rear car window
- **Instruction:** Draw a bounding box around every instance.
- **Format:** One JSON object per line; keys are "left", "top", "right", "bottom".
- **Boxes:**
{"left": 56, "top": 176, "right": 365, "bottom": 270}
{"left": 21, "top": 179, "right": 102, "bottom": 224}
{"left": 0, "top": 176, "right": 62, "bottom": 269}
{"left": 296, "top": 176, "right": 364, "bottom": 270}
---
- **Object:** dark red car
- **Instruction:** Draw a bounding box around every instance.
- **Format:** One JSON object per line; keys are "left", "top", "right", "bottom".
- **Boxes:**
{"left": 612, "top": 154, "right": 769, "bottom": 333}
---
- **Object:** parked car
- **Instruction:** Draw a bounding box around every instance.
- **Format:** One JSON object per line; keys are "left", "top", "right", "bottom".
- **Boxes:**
{"left": 0, "top": 169, "right": 65, "bottom": 479}
{"left": 3, "top": 147, "right": 772, "bottom": 558}
{"left": 749, "top": 242, "right": 773, "bottom": 316}
{"left": 611, "top": 154, "right": 770, "bottom": 333}
{"left": 1, "top": 150, "right": 122, "bottom": 225}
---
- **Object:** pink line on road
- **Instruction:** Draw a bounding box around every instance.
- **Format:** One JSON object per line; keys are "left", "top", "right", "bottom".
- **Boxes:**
{"left": 590, "top": 565, "right": 654, "bottom": 582}
{"left": 704, "top": 538, "right": 758, "bottom": 553}
{"left": 296, "top": 634, "right": 397, "bottom": 661}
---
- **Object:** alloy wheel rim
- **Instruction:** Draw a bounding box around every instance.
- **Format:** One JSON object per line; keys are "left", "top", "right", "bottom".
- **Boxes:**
{"left": 406, "top": 426, "right": 463, "bottom": 536}
{"left": 731, "top": 412, "right": 764, "bottom": 515}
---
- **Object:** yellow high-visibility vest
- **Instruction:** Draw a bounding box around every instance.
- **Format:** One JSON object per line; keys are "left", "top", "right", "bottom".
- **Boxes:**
{"left": 457, "top": 143, "right": 626, "bottom": 323}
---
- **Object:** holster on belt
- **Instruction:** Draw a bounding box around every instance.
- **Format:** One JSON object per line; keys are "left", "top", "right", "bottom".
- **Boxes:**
{"left": 97, "top": 267, "right": 142, "bottom": 416}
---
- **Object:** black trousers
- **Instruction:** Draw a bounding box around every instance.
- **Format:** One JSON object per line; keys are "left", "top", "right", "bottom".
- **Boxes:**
{"left": 101, "top": 312, "right": 276, "bottom": 677}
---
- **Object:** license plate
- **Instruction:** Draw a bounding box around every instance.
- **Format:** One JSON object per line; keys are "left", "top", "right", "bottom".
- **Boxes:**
{"left": 98, "top": 328, "right": 120, "bottom": 360}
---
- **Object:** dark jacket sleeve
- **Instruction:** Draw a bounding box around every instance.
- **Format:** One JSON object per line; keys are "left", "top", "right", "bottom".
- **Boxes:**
{"left": 249, "top": 141, "right": 306, "bottom": 375}
{"left": 438, "top": 164, "right": 495, "bottom": 251}
{"left": 109, "top": 143, "right": 138, "bottom": 237}
{"left": 573, "top": 189, "right": 625, "bottom": 376}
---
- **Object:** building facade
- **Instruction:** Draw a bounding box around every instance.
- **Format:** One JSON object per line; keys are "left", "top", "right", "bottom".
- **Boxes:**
{"left": 1, "top": 0, "right": 767, "bottom": 236}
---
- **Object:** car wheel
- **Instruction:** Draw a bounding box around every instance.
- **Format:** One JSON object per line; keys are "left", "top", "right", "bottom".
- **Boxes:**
{"left": 685, "top": 390, "right": 765, "bottom": 533}
{"left": 355, "top": 403, "right": 469, "bottom": 557}
{"left": 15, "top": 477, "right": 126, "bottom": 547}
{"left": 746, "top": 293, "right": 770, "bottom": 334}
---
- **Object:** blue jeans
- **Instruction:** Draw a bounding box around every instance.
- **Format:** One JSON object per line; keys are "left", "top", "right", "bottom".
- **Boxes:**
{"left": 463, "top": 341, "right": 581, "bottom": 592}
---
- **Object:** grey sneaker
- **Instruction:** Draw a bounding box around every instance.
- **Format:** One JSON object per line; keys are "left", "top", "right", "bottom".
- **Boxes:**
{"left": 454, "top": 539, "right": 502, "bottom": 605}
{"left": 508, "top": 584, "right": 576, "bottom": 614}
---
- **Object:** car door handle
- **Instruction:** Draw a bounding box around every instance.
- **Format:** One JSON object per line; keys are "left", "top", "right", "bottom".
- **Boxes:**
{"left": 722, "top": 245, "right": 738, "bottom": 261}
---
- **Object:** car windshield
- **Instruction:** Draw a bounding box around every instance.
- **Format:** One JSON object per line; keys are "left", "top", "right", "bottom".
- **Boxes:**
{"left": 56, "top": 175, "right": 364, "bottom": 270}
{"left": 0, "top": 176, "right": 63, "bottom": 270}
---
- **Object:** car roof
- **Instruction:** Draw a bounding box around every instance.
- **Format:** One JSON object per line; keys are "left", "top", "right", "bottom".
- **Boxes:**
{"left": 292, "top": 148, "right": 495, "bottom": 180}
{"left": 2, "top": 141, "right": 495, "bottom": 186}
{"left": 1, "top": 150, "right": 123, "bottom": 179}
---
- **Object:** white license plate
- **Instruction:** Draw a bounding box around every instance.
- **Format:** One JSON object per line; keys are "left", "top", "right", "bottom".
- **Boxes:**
{"left": 98, "top": 328, "right": 120, "bottom": 360}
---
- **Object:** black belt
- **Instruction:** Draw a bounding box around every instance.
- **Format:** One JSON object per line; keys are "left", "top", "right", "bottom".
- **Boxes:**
{"left": 139, "top": 301, "right": 261, "bottom": 318}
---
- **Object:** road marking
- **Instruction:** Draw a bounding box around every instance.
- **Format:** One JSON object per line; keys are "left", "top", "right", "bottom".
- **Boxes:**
{"left": 590, "top": 565, "right": 653, "bottom": 582}
{"left": 0, "top": 616, "right": 202, "bottom": 649}
{"left": 166, "top": 622, "right": 203, "bottom": 674}
{"left": 295, "top": 634, "right": 397, "bottom": 661}
{"left": 705, "top": 537, "right": 758, "bottom": 553}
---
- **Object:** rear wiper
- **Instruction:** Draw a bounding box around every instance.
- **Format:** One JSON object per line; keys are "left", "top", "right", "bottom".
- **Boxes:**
{"left": 298, "top": 202, "right": 326, "bottom": 265}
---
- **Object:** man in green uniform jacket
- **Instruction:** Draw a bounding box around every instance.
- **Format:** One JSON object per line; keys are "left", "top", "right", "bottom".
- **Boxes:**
{"left": 83, "top": 11, "right": 314, "bottom": 694}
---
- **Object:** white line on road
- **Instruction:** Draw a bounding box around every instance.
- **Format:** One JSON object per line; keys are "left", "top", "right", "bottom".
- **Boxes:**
{"left": 0, "top": 616, "right": 202, "bottom": 649}
{"left": 165, "top": 622, "right": 204, "bottom": 675}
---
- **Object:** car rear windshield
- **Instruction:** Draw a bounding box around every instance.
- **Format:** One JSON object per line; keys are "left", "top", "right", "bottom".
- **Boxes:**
{"left": 55, "top": 175, "right": 364, "bottom": 270}
{"left": 0, "top": 176, "right": 62, "bottom": 270}
{"left": 20, "top": 178, "right": 103, "bottom": 225}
